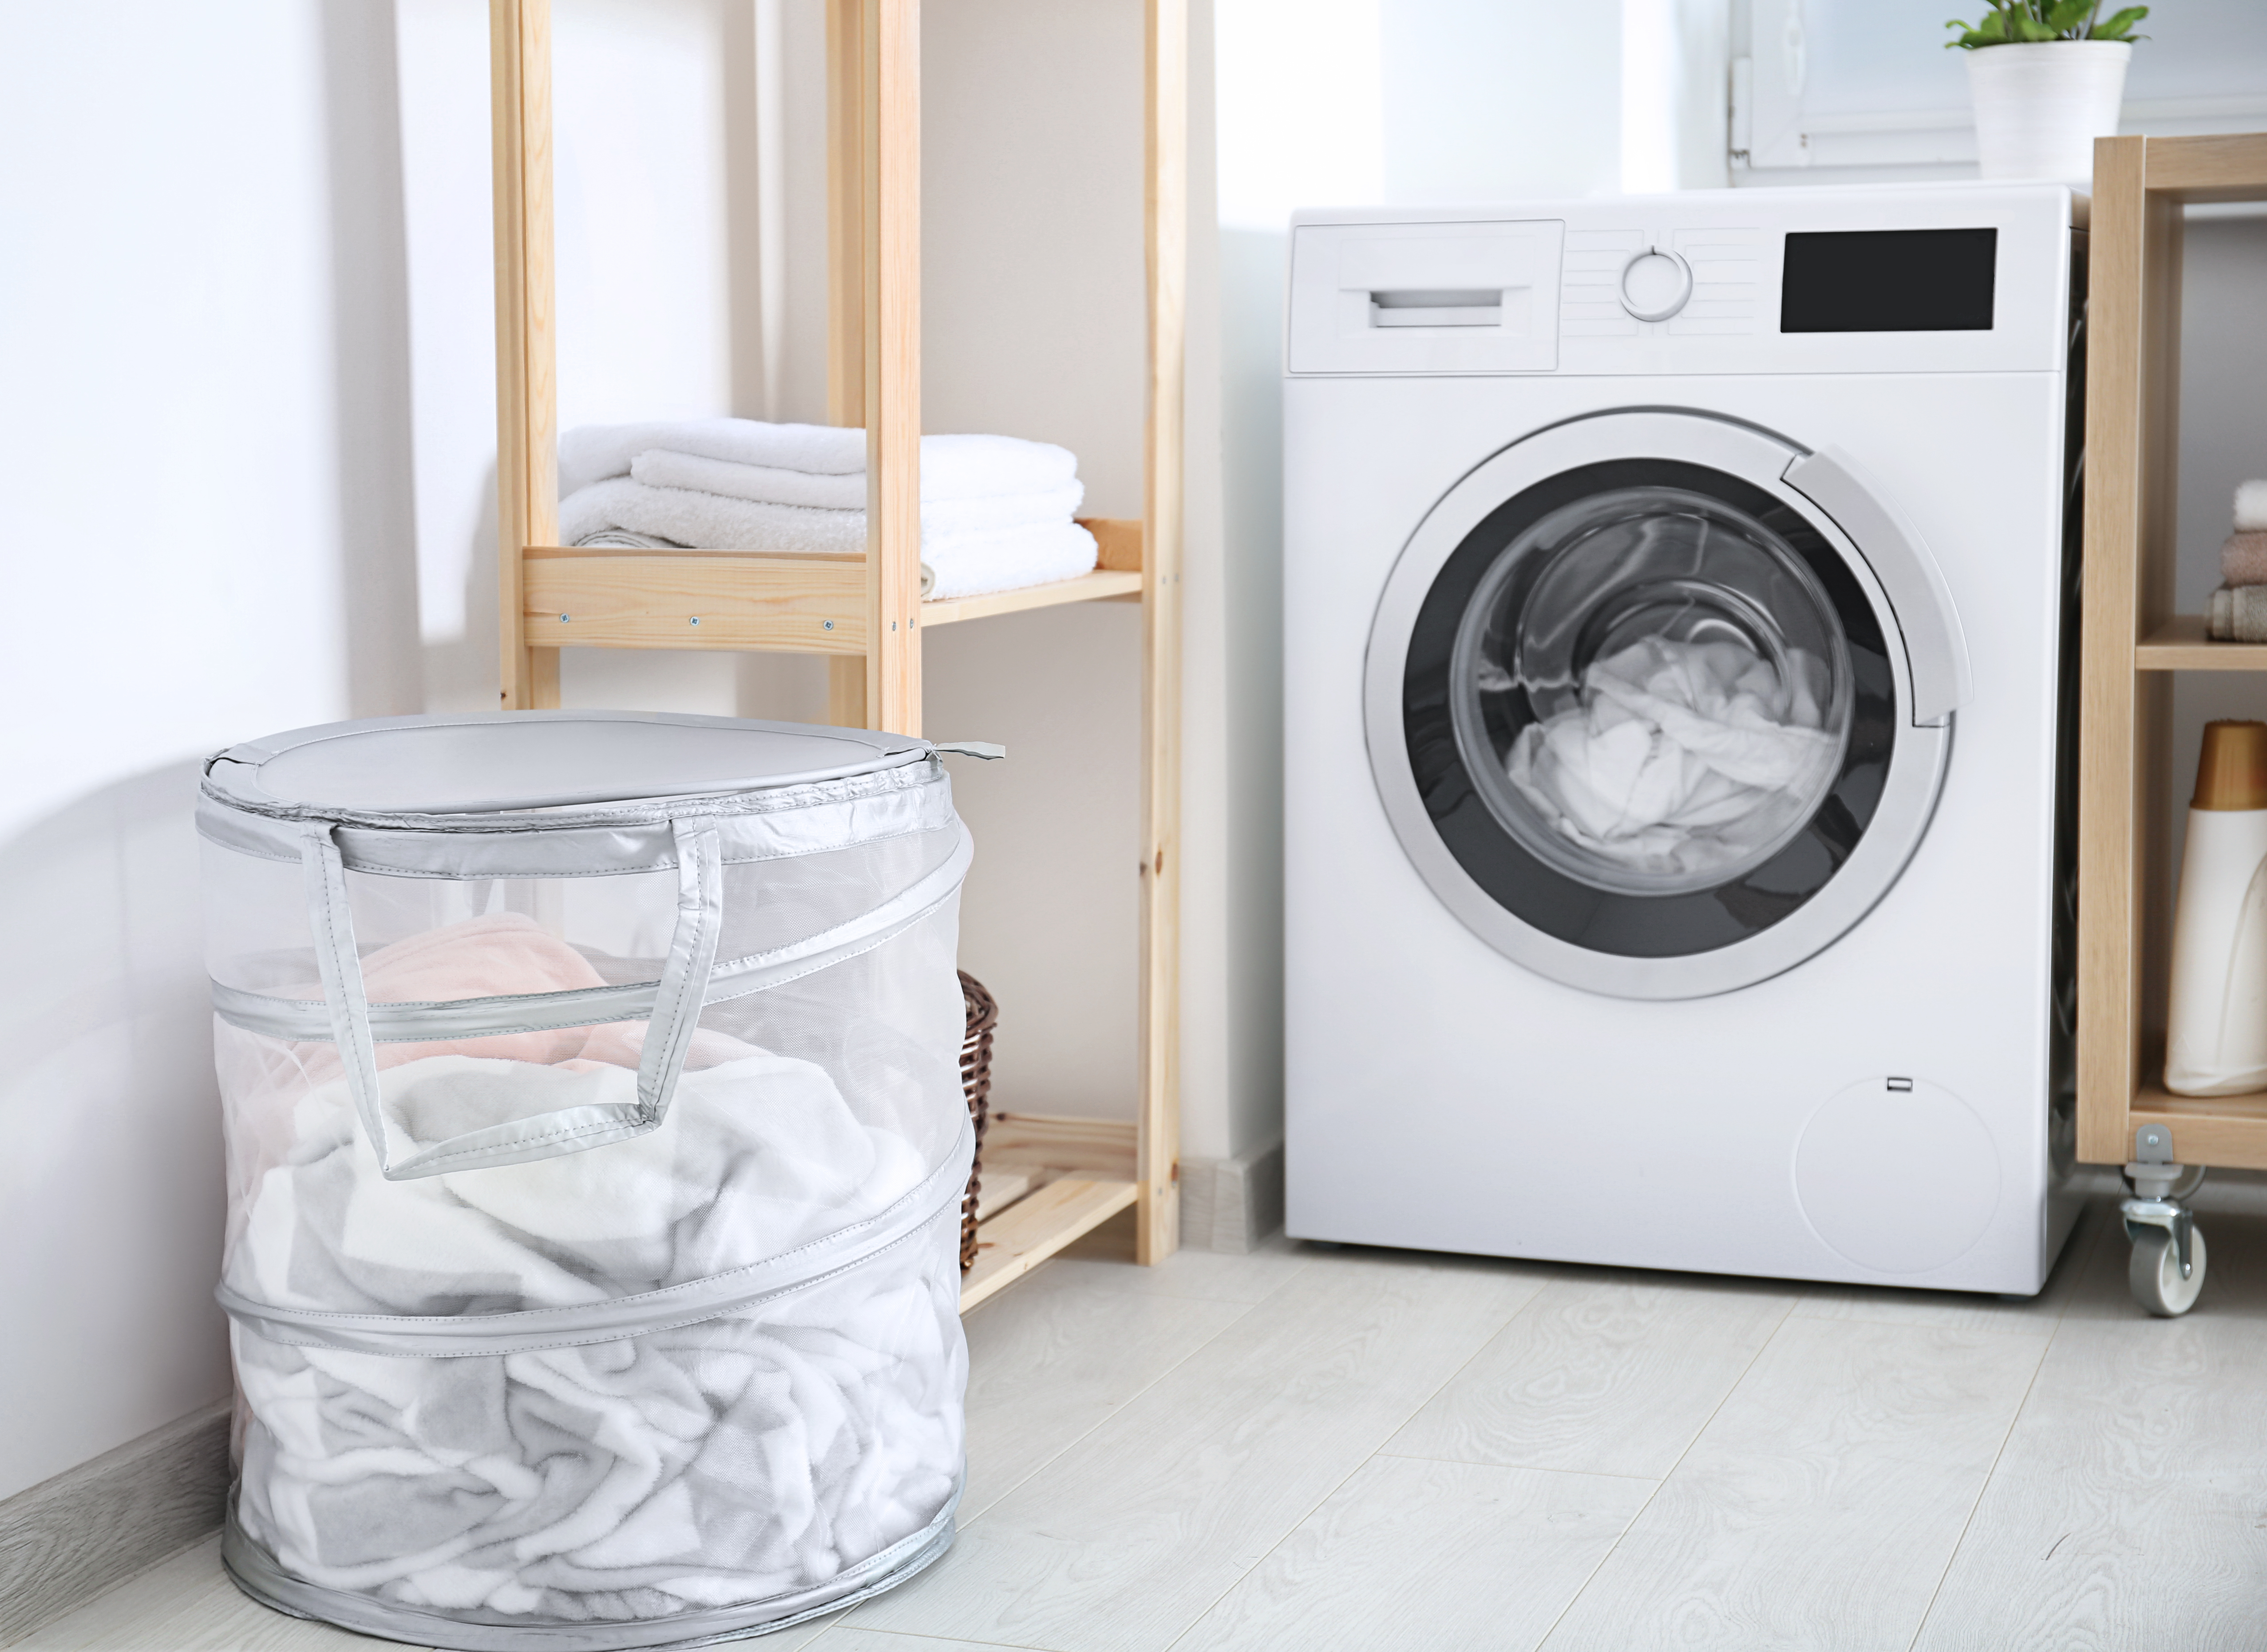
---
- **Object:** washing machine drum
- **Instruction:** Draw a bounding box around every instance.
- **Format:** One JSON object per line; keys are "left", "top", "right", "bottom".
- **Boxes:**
{"left": 1366, "top": 410, "right": 1967, "bottom": 1000}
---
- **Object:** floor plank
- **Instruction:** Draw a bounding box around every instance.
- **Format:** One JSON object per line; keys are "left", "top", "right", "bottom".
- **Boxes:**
{"left": 1385, "top": 1273, "right": 1796, "bottom": 1478}
{"left": 1042, "top": 1207, "right": 1308, "bottom": 1305}
{"left": 10, "top": 1535, "right": 398, "bottom": 1652}
{"left": 1171, "top": 1457, "right": 1653, "bottom": 1652}
{"left": 1539, "top": 1318, "right": 2050, "bottom": 1652}
{"left": 1910, "top": 1198, "right": 2267, "bottom": 1651}
{"left": 848, "top": 1249, "right": 1550, "bottom": 1652}
{"left": 960, "top": 1258, "right": 1253, "bottom": 1518}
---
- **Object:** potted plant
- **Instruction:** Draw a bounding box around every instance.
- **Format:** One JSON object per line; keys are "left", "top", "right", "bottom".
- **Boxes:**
{"left": 1946, "top": 2, "right": 2149, "bottom": 183}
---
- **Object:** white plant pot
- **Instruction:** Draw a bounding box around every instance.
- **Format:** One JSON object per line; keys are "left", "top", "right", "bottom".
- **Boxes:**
{"left": 1966, "top": 40, "right": 2131, "bottom": 185}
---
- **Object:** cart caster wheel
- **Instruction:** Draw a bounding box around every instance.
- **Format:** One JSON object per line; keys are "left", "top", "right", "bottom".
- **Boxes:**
{"left": 2130, "top": 1224, "right": 2207, "bottom": 1317}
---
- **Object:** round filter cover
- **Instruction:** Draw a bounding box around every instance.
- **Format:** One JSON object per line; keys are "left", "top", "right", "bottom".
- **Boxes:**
{"left": 206, "top": 711, "right": 929, "bottom": 815}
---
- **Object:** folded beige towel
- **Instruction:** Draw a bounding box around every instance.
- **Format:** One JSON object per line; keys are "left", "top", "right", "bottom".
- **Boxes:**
{"left": 2208, "top": 585, "right": 2267, "bottom": 642}
{"left": 2223, "top": 530, "right": 2267, "bottom": 587}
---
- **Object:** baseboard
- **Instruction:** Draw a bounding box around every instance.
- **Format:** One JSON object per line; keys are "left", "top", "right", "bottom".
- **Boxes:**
{"left": 0, "top": 1399, "right": 232, "bottom": 1646}
{"left": 1180, "top": 1135, "right": 1286, "bottom": 1254}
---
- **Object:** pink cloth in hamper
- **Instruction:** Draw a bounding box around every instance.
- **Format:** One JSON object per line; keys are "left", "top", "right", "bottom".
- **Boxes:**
{"left": 2222, "top": 531, "right": 2267, "bottom": 588}
{"left": 233, "top": 911, "right": 748, "bottom": 1095}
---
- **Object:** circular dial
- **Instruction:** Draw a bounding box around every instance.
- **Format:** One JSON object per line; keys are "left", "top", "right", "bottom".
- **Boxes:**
{"left": 1619, "top": 247, "right": 1693, "bottom": 323}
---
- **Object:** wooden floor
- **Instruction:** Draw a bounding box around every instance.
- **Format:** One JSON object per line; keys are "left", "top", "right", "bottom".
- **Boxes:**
{"left": 23, "top": 1176, "right": 2267, "bottom": 1652}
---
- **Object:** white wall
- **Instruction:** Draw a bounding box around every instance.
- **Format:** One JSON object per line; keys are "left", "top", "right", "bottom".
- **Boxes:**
{"left": 0, "top": 1, "right": 415, "bottom": 1501}
{"left": 917, "top": 0, "right": 1152, "bottom": 1125}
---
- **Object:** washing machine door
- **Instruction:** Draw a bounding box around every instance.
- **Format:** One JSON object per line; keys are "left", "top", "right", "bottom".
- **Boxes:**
{"left": 1365, "top": 408, "right": 1970, "bottom": 1000}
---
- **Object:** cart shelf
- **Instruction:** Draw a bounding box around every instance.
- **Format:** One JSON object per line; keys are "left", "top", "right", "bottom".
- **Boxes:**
{"left": 2077, "top": 131, "right": 2267, "bottom": 1175}
{"left": 2136, "top": 615, "right": 2267, "bottom": 671}
{"left": 2128, "top": 1085, "right": 2267, "bottom": 1171}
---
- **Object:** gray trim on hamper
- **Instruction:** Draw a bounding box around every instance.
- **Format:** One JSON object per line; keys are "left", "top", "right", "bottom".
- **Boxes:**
{"left": 220, "top": 1478, "right": 959, "bottom": 1652}
{"left": 210, "top": 823, "right": 974, "bottom": 1046}
{"left": 217, "top": 1122, "right": 975, "bottom": 1358}
{"left": 1179, "top": 1135, "right": 1286, "bottom": 1255}
{"left": 0, "top": 1399, "right": 231, "bottom": 1647}
{"left": 196, "top": 755, "right": 956, "bottom": 878}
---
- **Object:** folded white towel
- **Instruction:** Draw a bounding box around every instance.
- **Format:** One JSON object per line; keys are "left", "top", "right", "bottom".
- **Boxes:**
{"left": 562, "top": 420, "right": 864, "bottom": 492}
{"left": 631, "top": 450, "right": 1084, "bottom": 534}
{"left": 922, "top": 524, "right": 1100, "bottom": 601}
{"left": 561, "top": 478, "right": 1095, "bottom": 600}
{"left": 2239, "top": 480, "right": 2267, "bottom": 533}
{"left": 559, "top": 419, "right": 1079, "bottom": 502}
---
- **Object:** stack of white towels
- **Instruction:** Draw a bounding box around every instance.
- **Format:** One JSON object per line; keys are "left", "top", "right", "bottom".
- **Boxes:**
{"left": 558, "top": 419, "right": 1098, "bottom": 601}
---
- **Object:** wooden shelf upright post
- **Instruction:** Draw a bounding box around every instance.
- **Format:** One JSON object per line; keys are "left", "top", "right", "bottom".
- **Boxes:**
{"left": 1138, "top": 0, "right": 1187, "bottom": 1263}
{"left": 492, "top": 0, "right": 560, "bottom": 712}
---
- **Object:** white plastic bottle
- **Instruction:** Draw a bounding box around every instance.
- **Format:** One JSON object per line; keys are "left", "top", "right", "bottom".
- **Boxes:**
{"left": 2165, "top": 720, "right": 2267, "bottom": 1095}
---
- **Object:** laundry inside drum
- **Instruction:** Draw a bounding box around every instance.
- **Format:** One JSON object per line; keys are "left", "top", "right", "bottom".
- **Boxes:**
{"left": 1450, "top": 485, "right": 1855, "bottom": 897}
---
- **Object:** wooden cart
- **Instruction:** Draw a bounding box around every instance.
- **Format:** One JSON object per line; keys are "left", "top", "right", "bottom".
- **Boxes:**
{"left": 2078, "top": 130, "right": 2267, "bottom": 1313}
{"left": 488, "top": 0, "right": 1187, "bottom": 1309}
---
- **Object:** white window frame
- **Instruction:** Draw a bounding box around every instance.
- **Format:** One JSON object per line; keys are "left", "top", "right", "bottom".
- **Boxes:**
{"left": 1731, "top": 0, "right": 2267, "bottom": 180}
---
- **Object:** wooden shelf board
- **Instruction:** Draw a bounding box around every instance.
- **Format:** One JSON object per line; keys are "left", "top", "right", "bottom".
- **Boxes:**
{"left": 523, "top": 547, "right": 864, "bottom": 654}
{"left": 2130, "top": 1083, "right": 2267, "bottom": 1170}
{"left": 959, "top": 1176, "right": 1137, "bottom": 1312}
{"left": 981, "top": 1112, "right": 1138, "bottom": 1182}
{"left": 2136, "top": 615, "right": 2267, "bottom": 672}
{"left": 520, "top": 551, "right": 1143, "bottom": 647}
{"left": 921, "top": 570, "right": 1143, "bottom": 628}
{"left": 973, "top": 1166, "right": 1038, "bottom": 1222}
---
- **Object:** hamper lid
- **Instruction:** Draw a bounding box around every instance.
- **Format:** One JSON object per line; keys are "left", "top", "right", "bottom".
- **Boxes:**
{"left": 205, "top": 711, "right": 930, "bottom": 815}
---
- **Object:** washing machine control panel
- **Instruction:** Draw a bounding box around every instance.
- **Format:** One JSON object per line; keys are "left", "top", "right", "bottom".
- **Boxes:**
{"left": 1287, "top": 188, "right": 2073, "bottom": 379}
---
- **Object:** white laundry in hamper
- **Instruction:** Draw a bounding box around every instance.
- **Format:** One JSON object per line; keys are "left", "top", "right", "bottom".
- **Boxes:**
{"left": 198, "top": 711, "right": 979, "bottom": 1650}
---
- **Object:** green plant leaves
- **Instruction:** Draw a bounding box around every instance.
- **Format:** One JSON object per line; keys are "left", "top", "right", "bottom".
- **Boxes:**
{"left": 2094, "top": 6, "right": 2151, "bottom": 41}
{"left": 1942, "top": 0, "right": 2149, "bottom": 47}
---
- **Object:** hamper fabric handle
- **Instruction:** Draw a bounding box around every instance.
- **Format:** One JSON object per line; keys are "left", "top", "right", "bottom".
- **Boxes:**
{"left": 300, "top": 817, "right": 724, "bottom": 1180}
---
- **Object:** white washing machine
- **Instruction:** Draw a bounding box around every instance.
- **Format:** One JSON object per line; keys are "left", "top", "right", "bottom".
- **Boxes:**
{"left": 1284, "top": 185, "right": 2087, "bottom": 1293}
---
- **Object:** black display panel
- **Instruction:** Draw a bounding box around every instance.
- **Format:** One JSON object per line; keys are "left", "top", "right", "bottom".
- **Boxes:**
{"left": 1780, "top": 227, "right": 1997, "bottom": 333}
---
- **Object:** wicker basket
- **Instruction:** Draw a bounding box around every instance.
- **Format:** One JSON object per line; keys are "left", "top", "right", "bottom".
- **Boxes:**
{"left": 957, "top": 970, "right": 998, "bottom": 1273}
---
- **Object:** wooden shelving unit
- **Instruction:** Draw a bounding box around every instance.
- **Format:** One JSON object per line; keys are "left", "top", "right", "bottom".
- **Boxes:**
{"left": 2078, "top": 131, "right": 2267, "bottom": 1170}
{"left": 488, "top": 0, "right": 1186, "bottom": 1308}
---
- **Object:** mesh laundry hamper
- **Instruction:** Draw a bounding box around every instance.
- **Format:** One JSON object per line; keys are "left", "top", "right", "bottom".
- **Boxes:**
{"left": 198, "top": 711, "right": 977, "bottom": 1650}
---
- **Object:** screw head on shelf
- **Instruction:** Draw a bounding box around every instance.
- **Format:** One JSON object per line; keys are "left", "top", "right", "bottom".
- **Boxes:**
{"left": 689, "top": 616, "right": 700, "bottom": 626}
{"left": 823, "top": 620, "right": 835, "bottom": 630}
